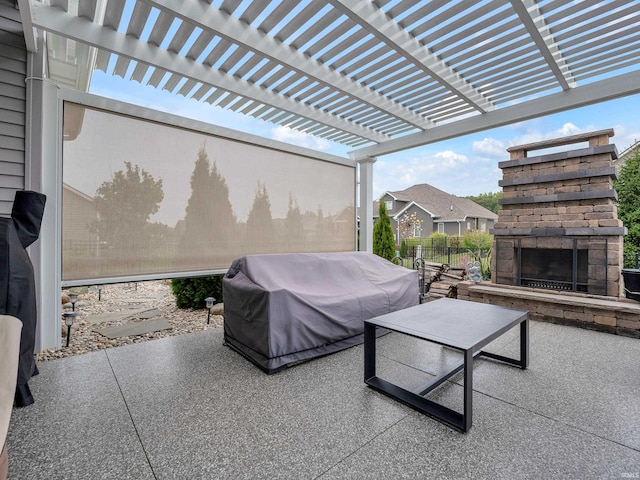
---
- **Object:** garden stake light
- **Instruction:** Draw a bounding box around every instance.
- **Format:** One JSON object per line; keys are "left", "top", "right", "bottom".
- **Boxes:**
{"left": 63, "top": 312, "right": 78, "bottom": 347}
{"left": 205, "top": 297, "right": 216, "bottom": 324}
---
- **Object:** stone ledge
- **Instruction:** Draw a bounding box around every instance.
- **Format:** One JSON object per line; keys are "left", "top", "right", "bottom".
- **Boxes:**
{"left": 499, "top": 144, "right": 617, "bottom": 168}
{"left": 506, "top": 129, "right": 615, "bottom": 153}
{"left": 457, "top": 282, "right": 640, "bottom": 337}
{"left": 464, "top": 282, "right": 639, "bottom": 312}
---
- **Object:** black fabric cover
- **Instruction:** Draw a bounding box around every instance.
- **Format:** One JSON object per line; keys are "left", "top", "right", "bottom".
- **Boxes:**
{"left": 0, "top": 191, "right": 46, "bottom": 407}
{"left": 223, "top": 252, "right": 418, "bottom": 373}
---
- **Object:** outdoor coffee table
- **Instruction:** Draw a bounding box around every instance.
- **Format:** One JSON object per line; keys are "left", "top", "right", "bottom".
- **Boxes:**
{"left": 364, "top": 297, "right": 529, "bottom": 432}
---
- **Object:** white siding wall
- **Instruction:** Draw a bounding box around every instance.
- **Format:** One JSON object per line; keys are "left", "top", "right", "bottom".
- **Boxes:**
{"left": 0, "top": 1, "right": 26, "bottom": 216}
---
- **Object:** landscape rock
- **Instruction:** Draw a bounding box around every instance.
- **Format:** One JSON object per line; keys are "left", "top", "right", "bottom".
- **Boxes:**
{"left": 39, "top": 280, "right": 222, "bottom": 362}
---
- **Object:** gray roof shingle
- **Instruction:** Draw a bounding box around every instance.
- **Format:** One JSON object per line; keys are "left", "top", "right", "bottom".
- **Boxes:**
{"left": 374, "top": 183, "right": 498, "bottom": 221}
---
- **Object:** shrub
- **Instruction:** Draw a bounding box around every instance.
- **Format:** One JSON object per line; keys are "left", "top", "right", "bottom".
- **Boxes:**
{"left": 460, "top": 230, "right": 493, "bottom": 280}
{"left": 399, "top": 239, "right": 408, "bottom": 258}
{"left": 458, "top": 252, "right": 492, "bottom": 280}
{"left": 171, "top": 275, "right": 223, "bottom": 309}
{"left": 478, "top": 253, "right": 492, "bottom": 280}
{"left": 448, "top": 235, "right": 460, "bottom": 247}
{"left": 428, "top": 232, "right": 448, "bottom": 247}
{"left": 461, "top": 229, "right": 493, "bottom": 252}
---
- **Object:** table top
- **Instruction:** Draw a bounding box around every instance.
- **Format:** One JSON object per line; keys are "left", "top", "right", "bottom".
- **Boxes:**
{"left": 365, "top": 298, "right": 528, "bottom": 351}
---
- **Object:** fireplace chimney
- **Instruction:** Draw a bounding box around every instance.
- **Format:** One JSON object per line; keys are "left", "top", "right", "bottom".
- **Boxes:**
{"left": 491, "top": 129, "right": 624, "bottom": 297}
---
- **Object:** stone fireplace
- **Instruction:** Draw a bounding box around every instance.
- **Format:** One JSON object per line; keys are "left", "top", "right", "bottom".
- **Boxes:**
{"left": 491, "top": 129, "right": 624, "bottom": 298}
{"left": 457, "top": 129, "right": 640, "bottom": 338}
{"left": 457, "top": 130, "right": 640, "bottom": 338}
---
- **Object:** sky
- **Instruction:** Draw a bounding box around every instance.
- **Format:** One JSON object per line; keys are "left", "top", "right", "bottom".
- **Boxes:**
{"left": 89, "top": 71, "right": 640, "bottom": 201}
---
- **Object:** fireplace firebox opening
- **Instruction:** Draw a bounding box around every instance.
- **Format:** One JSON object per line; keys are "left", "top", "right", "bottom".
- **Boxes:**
{"left": 494, "top": 236, "right": 610, "bottom": 296}
{"left": 519, "top": 247, "right": 588, "bottom": 292}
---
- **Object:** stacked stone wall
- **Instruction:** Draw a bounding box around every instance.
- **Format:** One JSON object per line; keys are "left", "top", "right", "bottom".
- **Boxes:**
{"left": 458, "top": 281, "right": 640, "bottom": 339}
{"left": 490, "top": 129, "right": 624, "bottom": 298}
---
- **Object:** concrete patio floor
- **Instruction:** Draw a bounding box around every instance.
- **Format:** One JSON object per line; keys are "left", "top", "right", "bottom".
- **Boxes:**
{"left": 6, "top": 319, "right": 640, "bottom": 479}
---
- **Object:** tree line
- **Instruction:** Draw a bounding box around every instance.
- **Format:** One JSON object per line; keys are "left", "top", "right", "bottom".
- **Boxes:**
{"left": 88, "top": 145, "right": 349, "bottom": 269}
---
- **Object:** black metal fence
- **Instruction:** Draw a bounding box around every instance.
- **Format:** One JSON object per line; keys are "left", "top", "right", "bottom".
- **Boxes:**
{"left": 404, "top": 245, "right": 482, "bottom": 268}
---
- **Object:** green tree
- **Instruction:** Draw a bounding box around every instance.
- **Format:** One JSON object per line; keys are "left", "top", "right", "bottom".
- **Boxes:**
{"left": 91, "top": 162, "right": 164, "bottom": 255}
{"left": 614, "top": 147, "right": 640, "bottom": 263}
{"left": 465, "top": 191, "right": 503, "bottom": 214}
{"left": 373, "top": 201, "right": 395, "bottom": 260}
{"left": 208, "top": 159, "right": 236, "bottom": 244}
{"left": 399, "top": 239, "right": 408, "bottom": 258}
{"left": 246, "top": 182, "right": 273, "bottom": 252}
{"left": 182, "top": 145, "right": 214, "bottom": 244}
{"left": 285, "top": 192, "right": 304, "bottom": 245}
{"left": 182, "top": 145, "right": 236, "bottom": 250}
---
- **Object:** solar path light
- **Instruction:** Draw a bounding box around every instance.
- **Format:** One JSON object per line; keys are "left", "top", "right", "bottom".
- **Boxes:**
{"left": 68, "top": 292, "right": 78, "bottom": 311}
{"left": 205, "top": 297, "right": 216, "bottom": 324}
{"left": 63, "top": 311, "right": 78, "bottom": 347}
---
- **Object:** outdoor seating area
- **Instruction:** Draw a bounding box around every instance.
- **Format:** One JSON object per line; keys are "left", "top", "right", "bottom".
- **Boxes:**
{"left": 2, "top": 2, "right": 640, "bottom": 478}
{"left": 6, "top": 319, "right": 640, "bottom": 479}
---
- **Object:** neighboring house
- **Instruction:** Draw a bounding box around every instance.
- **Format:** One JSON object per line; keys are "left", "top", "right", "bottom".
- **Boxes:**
{"left": 374, "top": 184, "right": 498, "bottom": 244}
{"left": 613, "top": 140, "right": 639, "bottom": 173}
{"left": 62, "top": 183, "right": 99, "bottom": 257}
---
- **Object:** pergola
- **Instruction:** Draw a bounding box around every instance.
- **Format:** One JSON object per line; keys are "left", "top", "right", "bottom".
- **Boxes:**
{"left": 8, "top": 0, "right": 640, "bottom": 349}
{"left": 20, "top": 0, "right": 640, "bottom": 244}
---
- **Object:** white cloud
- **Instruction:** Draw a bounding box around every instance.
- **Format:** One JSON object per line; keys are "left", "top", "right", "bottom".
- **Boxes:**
{"left": 508, "top": 122, "right": 597, "bottom": 146}
{"left": 433, "top": 150, "right": 468, "bottom": 166}
{"left": 472, "top": 137, "right": 505, "bottom": 158}
{"left": 369, "top": 149, "right": 502, "bottom": 200}
{"left": 556, "top": 122, "right": 583, "bottom": 136}
{"left": 271, "top": 125, "right": 331, "bottom": 151}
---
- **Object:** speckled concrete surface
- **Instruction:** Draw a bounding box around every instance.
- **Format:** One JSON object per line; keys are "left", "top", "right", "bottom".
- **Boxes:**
{"left": 7, "top": 320, "right": 640, "bottom": 479}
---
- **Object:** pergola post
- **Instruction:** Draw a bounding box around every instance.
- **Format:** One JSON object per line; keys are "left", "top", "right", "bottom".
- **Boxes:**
{"left": 25, "top": 37, "right": 62, "bottom": 351}
{"left": 356, "top": 156, "right": 376, "bottom": 253}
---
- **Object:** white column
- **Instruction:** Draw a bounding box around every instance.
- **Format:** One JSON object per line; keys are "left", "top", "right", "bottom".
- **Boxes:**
{"left": 356, "top": 156, "right": 376, "bottom": 253}
{"left": 25, "top": 37, "right": 62, "bottom": 352}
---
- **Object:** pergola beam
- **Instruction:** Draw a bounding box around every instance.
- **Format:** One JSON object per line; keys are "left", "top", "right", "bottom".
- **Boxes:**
{"left": 147, "top": 0, "right": 433, "bottom": 131}
{"left": 17, "top": 0, "right": 37, "bottom": 52}
{"left": 350, "top": 70, "right": 640, "bottom": 158}
{"left": 327, "top": 0, "right": 496, "bottom": 114}
{"left": 30, "top": 3, "right": 389, "bottom": 143}
{"left": 509, "top": 0, "right": 576, "bottom": 90}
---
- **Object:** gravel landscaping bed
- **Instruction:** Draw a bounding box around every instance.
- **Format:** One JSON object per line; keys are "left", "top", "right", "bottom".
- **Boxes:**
{"left": 37, "top": 280, "right": 222, "bottom": 362}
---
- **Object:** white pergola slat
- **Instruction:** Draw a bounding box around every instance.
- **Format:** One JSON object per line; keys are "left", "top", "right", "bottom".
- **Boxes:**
{"left": 21, "top": 0, "right": 640, "bottom": 156}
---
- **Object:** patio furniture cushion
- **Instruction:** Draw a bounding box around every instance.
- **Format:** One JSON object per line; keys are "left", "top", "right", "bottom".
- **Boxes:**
{"left": 223, "top": 252, "right": 418, "bottom": 373}
{"left": 0, "top": 314, "right": 22, "bottom": 480}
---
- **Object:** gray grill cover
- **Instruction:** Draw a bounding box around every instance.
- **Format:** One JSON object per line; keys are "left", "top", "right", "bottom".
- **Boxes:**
{"left": 223, "top": 252, "right": 418, "bottom": 373}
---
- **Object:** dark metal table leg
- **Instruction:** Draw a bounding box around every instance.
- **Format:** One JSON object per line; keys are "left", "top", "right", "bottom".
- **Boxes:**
{"left": 520, "top": 319, "right": 529, "bottom": 369}
{"left": 364, "top": 322, "right": 376, "bottom": 381}
{"left": 463, "top": 348, "right": 473, "bottom": 432}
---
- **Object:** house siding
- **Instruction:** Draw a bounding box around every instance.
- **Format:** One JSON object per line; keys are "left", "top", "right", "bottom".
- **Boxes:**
{"left": 0, "top": 0, "right": 26, "bottom": 216}
{"left": 442, "top": 222, "right": 460, "bottom": 236}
